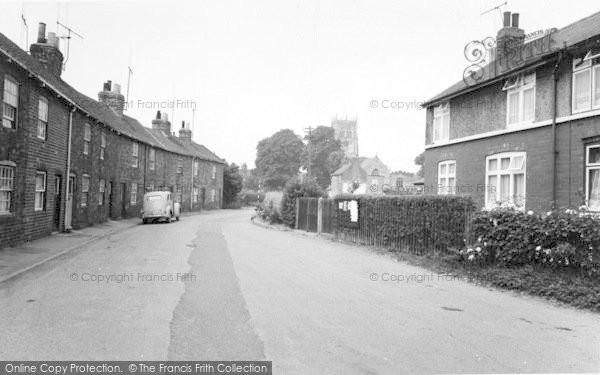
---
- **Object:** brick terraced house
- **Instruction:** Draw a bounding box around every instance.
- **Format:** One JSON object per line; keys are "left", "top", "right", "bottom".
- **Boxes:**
{"left": 422, "top": 11, "right": 600, "bottom": 213}
{"left": 0, "top": 24, "right": 225, "bottom": 248}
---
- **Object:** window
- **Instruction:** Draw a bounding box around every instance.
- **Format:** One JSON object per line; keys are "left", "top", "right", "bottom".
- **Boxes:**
{"left": 83, "top": 123, "right": 91, "bottom": 155}
{"left": 3, "top": 77, "right": 18, "bottom": 129}
{"left": 485, "top": 152, "right": 526, "bottom": 209}
{"left": 572, "top": 53, "right": 600, "bottom": 113}
{"left": 395, "top": 177, "right": 403, "bottom": 188}
{"left": 149, "top": 149, "right": 155, "bottom": 170}
{"left": 212, "top": 165, "right": 217, "bottom": 179}
{"left": 432, "top": 103, "right": 449, "bottom": 143}
{"left": 37, "top": 97, "right": 48, "bottom": 139}
{"left": 193, "top": 160, "right": 199, "bottom": 176}
{"left": 132, "top": 143, "right": 139, "bottom": 167}
{"left": 176, "top": 186, "right": 182, "bottom": 203}
{"left": 193, "top": 187, "right": 199, "bottom": 203}
{"left": 34, "top": 172, "right": 46, "bottom": 211}
{"left": 98, "top": 179, "right": 105, "bottom": 206}
{"left": 131, "top": 182, "right": 138, "bottom": 205}
{"left": 586, "top": 144, "right": 600, "bottom": 211}
{"left": 438, "top": 160, "right": 456, "bottom": 195}
{"left": 504, "top": 73, "right": 535, "bottom": 126}
{"left": 371, "top": 169, "right": 379, "bottom": 176}
{"left": 211, "top": 188, "right": 216, "bottom": 202}
{"left": 177, "top": 158, "right": 183, "bottom": 174}
{"left": 81, "top": 175, "right": 90, "bottom": 207}
{"left": 0, "top": 164, "right": 15, "bottom": 213}
{"left": 148, "top": 183, "right": 154, "bottom": 192}
{"left": 100, "top": 133, "right": 106, "bottom": 160}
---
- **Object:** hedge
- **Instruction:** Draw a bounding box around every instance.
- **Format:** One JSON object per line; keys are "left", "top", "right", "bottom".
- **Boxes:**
{"left": 462, "top": 208, "right": 600, "bottom": 274}
{"left": 334, "top": 194, "right": 476, "bottom": 254}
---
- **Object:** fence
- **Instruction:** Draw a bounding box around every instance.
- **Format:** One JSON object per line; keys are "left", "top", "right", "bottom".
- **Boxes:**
{"left": 295, "top": 197, "right": 336, "bottom": 234}
{"left": 332, "top": 196, "right": 475, "bottom": 255}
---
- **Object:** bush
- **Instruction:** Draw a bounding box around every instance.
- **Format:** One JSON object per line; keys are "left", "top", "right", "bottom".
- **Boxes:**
{"left": 280, "top": 177, "right": 325, "bottom": 227}
{"left": 334, "top": 194, "right": 475, "bottom": 254}
{"left": 465, "top": 207, "right": 600, "bottom": 273}
{"left": 255, "top": 191, "right": 283, "bottom": 224}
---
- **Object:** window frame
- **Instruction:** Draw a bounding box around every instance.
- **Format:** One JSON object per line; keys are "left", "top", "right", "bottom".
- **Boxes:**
{"left": 505, "top": 72, "right": 536, "bottom": 127}
{"left": 131, "top": 182, "right": 138, "bottom": 205}
{"left": 212, "top": 165, "right": 217, "bottom": 179}
{"left": 176, "top": 158, "right": 183, "bottom": 174}
{"left": 0, "top": 164, "right": 15, "bottom": 214}
{"left": 485, "top": 152, "right": 527, "bottom": 210}
{"left": 571, "top": 54, "right": 600, "bottom": 114}
{"left": 432, "top": 102, "right": 450, "bottom": 143}
{"left": 100, "top": 132, "right": 106, "bottom": 160}
{"left": 37, "top": 97, "right": 48, "bottom": 140}
{"left": 438, "top": 160, "right": 456, "bottom": 195}
{"left": 149, "top": 148, "right": 155, "bottom": 171}
{"left": 98, "top": 179, "right": 105, "bottom": 206}
{"left": 83, "top": 123, "right": 91, "bottom": 155}
{"left": 132, "top": 142, "right": 139, "bottom": 168}
{"left": 585, "top": 144, "right": 600, "bottom": 211}
{"left": 3, "top": 76, "right": 18, "bottom": 129}
{"left": 34, "top": 171, "right": 46, "bottom": 211}
{"left": 81, "top": 174, "right": 90, "bottom": 207}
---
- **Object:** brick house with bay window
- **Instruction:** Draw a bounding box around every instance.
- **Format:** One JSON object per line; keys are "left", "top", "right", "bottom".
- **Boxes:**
{"left": 0, "top": 24, "right": 225, "bottom": 248}
{"left": 423, "top": 11, "right": 600, "bottom": 213}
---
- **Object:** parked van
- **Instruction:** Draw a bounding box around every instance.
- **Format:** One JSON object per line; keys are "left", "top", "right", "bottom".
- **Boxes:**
{"left": 141, "top": 191, "right": 180, "bottom": 224}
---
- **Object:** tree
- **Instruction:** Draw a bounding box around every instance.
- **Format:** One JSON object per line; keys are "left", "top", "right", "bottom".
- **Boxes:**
{"left": 414, "top": 151, "right": 425, "bottom": 178}
{"left": 223, "top": 163, "right": 243, "bottom": 205}
{"left": 301, "top": 126, "right": 345, "bottom": 189}
{"left": 255, "top": 129, "right": 304, "bottom": 190}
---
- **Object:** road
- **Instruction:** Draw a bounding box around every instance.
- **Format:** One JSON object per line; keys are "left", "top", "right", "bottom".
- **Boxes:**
{"left": 1, "top": 208, "right": 599, "bottom": 374}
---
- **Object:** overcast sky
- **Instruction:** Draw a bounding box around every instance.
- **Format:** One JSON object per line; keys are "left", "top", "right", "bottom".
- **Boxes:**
{"left": 2, "top": 1, "right": 599, "bottom": 172}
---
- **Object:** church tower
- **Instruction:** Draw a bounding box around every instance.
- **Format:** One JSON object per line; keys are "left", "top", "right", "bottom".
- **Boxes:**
{"left": 331, "top": 116, "right": 359, "bottom": 158}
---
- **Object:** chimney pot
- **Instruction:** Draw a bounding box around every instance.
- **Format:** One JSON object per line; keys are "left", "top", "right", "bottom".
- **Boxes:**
{"left": 161, "top": 113, "right": 169, "bottom": 121}
{"left": 37, "top": 23, "right": 46, "bottom": 43}
{"left": 503, "top": 11, "right": 511, "bottom": 27}
{"left": 112, "top": 83, "right": 121, "bottom": 94}
{"left": 156, "top": 110, "right": 161, "bottom": 119}
{"left": 182, "top": 121, "right": 185, "bottom": 129}
{"left": 103, "top": 81, "right": 111, "bottom": 91}
{"left": 511, "top": 13, "right": 520, "bottom": 28}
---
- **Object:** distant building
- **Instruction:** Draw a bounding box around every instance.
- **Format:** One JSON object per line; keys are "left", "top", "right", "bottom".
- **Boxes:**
{"left": 331, "top": 116, "right": 359, "bottom": 158}
{"left": 329, "top": 155, "right": 389, "bottom": 196}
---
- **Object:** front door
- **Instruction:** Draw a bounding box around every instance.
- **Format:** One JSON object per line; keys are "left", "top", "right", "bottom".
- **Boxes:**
{"left": 65, "top": 175, "right": 75, "bottom": 231}
{"left": 121, "top": 183, "right": 127, "bottom": 217}
{"left": 52, "top": 175, "right": 62, "bottom": 232}
{"left": 108, "top": 181, "right": 114, "bottom": 218}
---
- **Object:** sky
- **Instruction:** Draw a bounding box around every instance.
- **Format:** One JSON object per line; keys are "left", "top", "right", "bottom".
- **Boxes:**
{"left": 2, "top": 0, "right": 599, "bottom": 172}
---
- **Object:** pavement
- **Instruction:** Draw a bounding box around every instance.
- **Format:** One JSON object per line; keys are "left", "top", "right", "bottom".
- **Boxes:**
{"left": 1, "top": 208, "right": 599, "bottom": 374}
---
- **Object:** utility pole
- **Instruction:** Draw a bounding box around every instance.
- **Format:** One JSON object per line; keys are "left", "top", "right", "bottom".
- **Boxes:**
{"left": 304, "top": 126, "right": 313, "bottom": 178}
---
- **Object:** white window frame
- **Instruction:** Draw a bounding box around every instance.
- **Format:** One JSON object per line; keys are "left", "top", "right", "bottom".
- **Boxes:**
{"left": 98, "top": 179, "right": 105, "bottom": 206}
{"left": 176, "top": 186, "right": 182, "bottom": 203}
{"left": 83, "top": 123, "right": 91, "bottom": 155}
{"left": 485, "top": 152, "right": 526, "bottom": 210}
{"left": 0, "top": 164, "right": 15, "bottom": 214}
{"left": 211, "top": 188, "right": 216, "bottom": 202}
{"left": 572, "top": 54, "right": 600, "bottom": 114}
{"left": 438, "top": 160, "right": 456, "bottom": 195}
{"left": 505, "top": 72, "right": 536, "bottom": 127}
{"left": 81, "top": 174, "right": 90, "bottom": 207}
{"left": 585, "top": 144, "right": 600, "bottom": 211}
{"left": 193, "top": 160, "right": 199, "bottom": 176}
{"left": 212, "top": 165, "right": 217, "bottom": 179}
{"left": 132, "top": 143, "right": 139, "bottom": 168}
{"left": 177, "top": 158, "right": 183, "bottom": 174}
{"left": 37, "top": 97, "right": 48, "bottom": 140}
{"left": 149, "top": 149, "right": 155, "bottom": 171}
{"left": 3, "top": 76, "right": 18, "bottom": 129}
{"left": 34, "top": 171, "right": 46, "bottom": 211}
{"left": 432, "top": 102, "right": 450, "bottom": 143}
{"left": 131, "top": 182, "right": 138, "bottom": 205}
{"left": 193, "top": 186, "right": 198, "bottom": 203}
{"left": 100, "top": 133, "right": 106, "bottom": 160}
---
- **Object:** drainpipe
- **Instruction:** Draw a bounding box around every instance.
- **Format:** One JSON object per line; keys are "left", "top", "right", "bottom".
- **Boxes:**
{"left": 550, "top": 48, "right": 564, "bottom": 211}
{"left": 64, "top": 106, "right": 76, "bottom": 231}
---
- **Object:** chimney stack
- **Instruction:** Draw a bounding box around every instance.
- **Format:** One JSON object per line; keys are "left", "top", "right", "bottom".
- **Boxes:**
{"left": 30, "top": 22, "right": 64, "bottom": 77}
{"left": 495, "top": 10, "right": 525, "bottom": 73}
{"left": 151, "top": 110, "right": 172, "bottom": 134}
{"left": 98, "top": 80, "right": 125, "bottom": 115}
{"left": 178, "top": 121, "right": 192, "bottom": 143}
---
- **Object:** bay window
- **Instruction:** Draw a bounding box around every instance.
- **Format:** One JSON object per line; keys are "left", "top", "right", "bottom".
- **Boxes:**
{"left": 586, "top": 144, "right": 600, "bottom": 211}
{"left": 486, "top": 152, "right": 526, "bottom": 209}
{"left": 438, "top": 160, "right": 456, "bottom": 195}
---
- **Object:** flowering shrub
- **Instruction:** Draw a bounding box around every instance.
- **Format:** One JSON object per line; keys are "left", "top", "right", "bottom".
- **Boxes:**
{"left": 465, "top": 207, "right": 600, "bottom": 273}
{"left": 255, "top": 191, "right": 283, "bottom": 224}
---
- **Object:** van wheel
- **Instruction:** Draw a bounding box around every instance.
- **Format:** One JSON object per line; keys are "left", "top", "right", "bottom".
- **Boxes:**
{"left": 176, "top": 216, "right": 180, "bottom": 222}
{"left": 142, "top": 218, "right": 148, "bottom": 224}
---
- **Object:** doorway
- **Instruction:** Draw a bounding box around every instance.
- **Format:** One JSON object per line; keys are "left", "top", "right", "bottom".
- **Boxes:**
{"left": 120, "top": 183, "right": 127, "bottom": 217}
{"left": 52, "top": 175, "right": 62, "bottom": 232}
{"left": 65, "top": 174, "right": 75, "bottom": 231}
